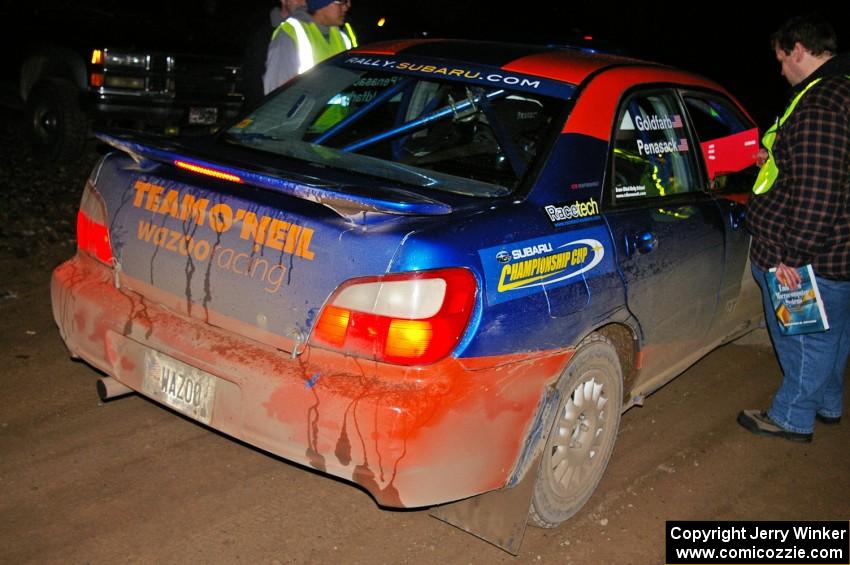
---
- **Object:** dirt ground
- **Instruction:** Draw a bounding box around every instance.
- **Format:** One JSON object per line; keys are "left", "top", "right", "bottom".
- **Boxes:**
{"left": 0, "top": 250, "right": 848, "bottom": 565}
{"left": 0, "top": 111, "right": 848, "bottom": 564}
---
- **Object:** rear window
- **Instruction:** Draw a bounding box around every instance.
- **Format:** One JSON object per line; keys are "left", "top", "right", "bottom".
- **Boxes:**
{"left": 225, "top": 65, "right": 565, "bottom": 197}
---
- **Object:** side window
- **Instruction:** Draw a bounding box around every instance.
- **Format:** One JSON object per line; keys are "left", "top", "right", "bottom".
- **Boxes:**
{"left": 682, "top": 93, "right": 758, "bottom": 193}
{"left": 611, "top": 91, "right": 699, "bottom": 202}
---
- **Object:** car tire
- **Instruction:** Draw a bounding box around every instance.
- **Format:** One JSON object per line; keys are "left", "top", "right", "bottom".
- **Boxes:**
{"left": 528, "top": 333, "right": 623, "bottom": 528}
{"left": 27, "top": 79, "right": 89, "bottom": 163}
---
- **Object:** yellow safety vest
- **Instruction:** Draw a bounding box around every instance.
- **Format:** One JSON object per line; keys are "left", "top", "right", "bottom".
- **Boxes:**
{"left": 752, "top": 78, "right": 823, "bottom": 194}
{"left": 272, "top": 18, "right": 357, "bottom": 74}
{"left": 271, "top": 18, "right": 357, "bottom": 133}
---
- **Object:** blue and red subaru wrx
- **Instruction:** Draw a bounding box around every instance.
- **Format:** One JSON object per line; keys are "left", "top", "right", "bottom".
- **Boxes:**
{"left": 51, "top": 39, "right": 763, "bottom": 546}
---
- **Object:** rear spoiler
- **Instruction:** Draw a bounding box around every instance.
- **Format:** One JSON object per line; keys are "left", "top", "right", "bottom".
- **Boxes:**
{"left": 96, "top": 132, "right": 453, "bottom": 223}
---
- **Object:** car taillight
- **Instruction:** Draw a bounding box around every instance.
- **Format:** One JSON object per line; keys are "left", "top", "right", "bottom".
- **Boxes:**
{"left": 76, "top": 182, "right": 113, "bottom": 266}
{"left": 311, "top": 268, "right": 477, "bottom": 365}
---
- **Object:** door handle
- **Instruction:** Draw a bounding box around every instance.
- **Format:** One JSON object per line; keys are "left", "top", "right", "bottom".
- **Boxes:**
{"left": 729, "top": 204, "right": 746, "bottom": 230}
{"left": 625, "top": 230, "right": 657, "bottom": 256}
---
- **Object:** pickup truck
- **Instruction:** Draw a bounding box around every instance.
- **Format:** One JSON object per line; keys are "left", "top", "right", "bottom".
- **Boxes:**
{"left": 0, "top": 1, "right": 244, "bottom": 162}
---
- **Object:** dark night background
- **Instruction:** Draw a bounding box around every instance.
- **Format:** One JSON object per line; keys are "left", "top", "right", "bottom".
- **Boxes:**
{"left": 2, "top": 0, "right": 850, "bottom": 129}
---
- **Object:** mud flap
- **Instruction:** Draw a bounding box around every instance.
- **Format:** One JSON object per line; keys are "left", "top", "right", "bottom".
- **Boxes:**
{"left": 429, "top": 454, "right": 541, "bottom": 555}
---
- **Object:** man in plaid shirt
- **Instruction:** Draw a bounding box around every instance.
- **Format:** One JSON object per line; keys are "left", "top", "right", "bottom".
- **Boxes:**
{"left": 739, "top": 14, "right": 850, "bottom": 442}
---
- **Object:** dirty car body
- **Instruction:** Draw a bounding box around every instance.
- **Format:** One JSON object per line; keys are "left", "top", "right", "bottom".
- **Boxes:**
{"left": 51, "top": 40, "right": 763, "bottom": 538}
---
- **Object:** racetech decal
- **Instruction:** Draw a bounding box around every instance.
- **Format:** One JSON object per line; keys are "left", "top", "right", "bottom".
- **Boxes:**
{"left": 478, "top": 226, "right": 609, "bottom": 305}
{"left": 544, "top": 197, "right": 599, "bottom": 227}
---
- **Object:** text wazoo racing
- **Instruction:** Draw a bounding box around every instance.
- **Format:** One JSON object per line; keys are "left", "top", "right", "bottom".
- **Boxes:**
{"left": 131, "top": 180, "right": 315, "bottom": 293}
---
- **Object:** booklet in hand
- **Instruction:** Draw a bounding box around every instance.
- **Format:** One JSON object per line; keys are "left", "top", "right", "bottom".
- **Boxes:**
{"left": 766, "top": 264, "right": 829, "bottom": 336}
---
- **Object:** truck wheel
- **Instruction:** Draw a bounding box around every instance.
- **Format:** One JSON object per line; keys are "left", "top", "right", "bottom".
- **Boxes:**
{"left": 528, "top": 333, "right": 623, "bottom": 528}
{"left": 27, "top": 80, "right": 89, "bottom": 163}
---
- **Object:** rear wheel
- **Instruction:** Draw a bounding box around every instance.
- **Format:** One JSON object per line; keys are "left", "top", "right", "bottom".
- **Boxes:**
{"left": 529, "top": 333, "right": 623, "bottom": 528}
{"left": 27, "top": 79, "right": 89, "bottom": 163}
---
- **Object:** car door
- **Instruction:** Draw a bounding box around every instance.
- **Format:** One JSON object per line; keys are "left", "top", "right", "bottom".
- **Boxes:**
{"left": 603, "top": 88, "right": 725, "bottom": 387}
{"left": 680, "top": 91, "right": 764, "bottom": 341}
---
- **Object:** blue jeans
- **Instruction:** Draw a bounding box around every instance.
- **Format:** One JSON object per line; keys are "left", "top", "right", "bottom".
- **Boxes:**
{"left": 752, "top": 264, "right": 850, "bottom": 433}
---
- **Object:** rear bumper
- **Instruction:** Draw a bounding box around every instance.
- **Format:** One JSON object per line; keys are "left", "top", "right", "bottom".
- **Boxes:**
{"left": 51, "top": 253, "right": 572, "bottom": 508}
{"left": 82, "top": 92, "right": 243, "bottom": 129}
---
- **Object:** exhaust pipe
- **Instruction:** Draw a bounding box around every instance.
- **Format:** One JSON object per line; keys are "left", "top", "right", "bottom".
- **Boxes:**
{"left": 96, "top": 377, "right": 134, "bottom": 401}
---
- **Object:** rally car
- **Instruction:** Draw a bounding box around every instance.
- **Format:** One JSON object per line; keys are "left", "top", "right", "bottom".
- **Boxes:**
{"left": 51, "top": 39, "right": 763, "bottom": 550}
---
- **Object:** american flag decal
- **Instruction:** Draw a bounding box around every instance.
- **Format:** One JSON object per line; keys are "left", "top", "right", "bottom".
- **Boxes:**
{"left": 677, "top": 138, "right": 689, "bottom": 151}
{"left": 671, "top": 114, "right": 683, "bottom": 128}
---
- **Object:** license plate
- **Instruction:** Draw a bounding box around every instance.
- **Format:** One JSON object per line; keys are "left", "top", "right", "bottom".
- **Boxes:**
{"left": 188, "top": 106, "right": 217, "bottom": 125}
{"left": 142, "top": 350, "right": 216, "bottom": 424}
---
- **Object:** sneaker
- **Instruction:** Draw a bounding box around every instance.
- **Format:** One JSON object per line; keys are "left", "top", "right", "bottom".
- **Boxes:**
{"left": 737, "top": 410, "right": 813, "bottom": 443}
{"left": 816, "top": 413, "right": 841, "bottom": 425}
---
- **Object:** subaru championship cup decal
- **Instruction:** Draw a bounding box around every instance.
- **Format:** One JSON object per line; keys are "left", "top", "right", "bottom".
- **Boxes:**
{"left": 497, "top": 239, "right": 604, "bottom": 292}
{"left": 479, "top": 227, "right": 609, "bottom": 305}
